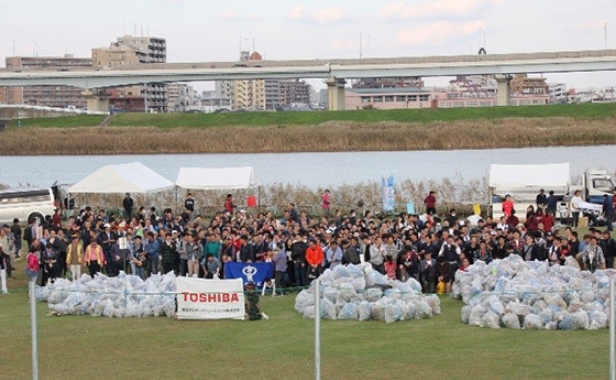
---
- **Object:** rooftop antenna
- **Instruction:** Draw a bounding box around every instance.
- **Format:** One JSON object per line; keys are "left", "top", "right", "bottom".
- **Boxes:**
{"left": 12, "top": 40, "right": 15, "bottom": 56}
{"left": 140, "top": 25, "right": 143, "bottom": 37}
{"left": 252, "top": 38, "right": 255, "bottom": 52}
{"left": 134, "top": 23, "right": 137, "bottom": 36}
{"left": 605, "top": 22, "right": 608, "bottom": 50}
{"left": 147, "top": 25, "right": 149, "bottom": 36}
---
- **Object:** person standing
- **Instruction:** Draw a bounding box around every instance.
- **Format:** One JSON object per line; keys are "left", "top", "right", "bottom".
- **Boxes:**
{"left": 570, "top": 190, "right": 583, "bottom": 228}
{"left": 603, "top": 194, "right": 614, "bottom": 232}
{"left": 536, "top": 189, "right": 548, "bottom": 213}
{"left": 224, "top": 194, "right": 235, "bottom": 214}
{"left": 41, "top": 243, "right": 58, "bottom": 285}
{"left": 161, "top": 233, "right": 177, "bottom": 275}
{"left": 0, "top": 247, "right": 8, "bottom": 293}
{"left": 25, "top": 248, "right": 40, "bottom": 284}
{"left": 184, "top": 193, "right": 195, "bottom": 214}
{"left": 272, "top": 247, "right": 287, "bottom": 295}
{"left": 145, "top": 232, "right": 161, "bottom": 277}
{"left": 322, "top": 189, "right": 331, "bottom": 216}
{"left": 424, "top": 191, "right": 437, "bottom": 215}
{"left": 123, "top": 193, "right": 134, "bottom": 219}
{"left": 582, "top": 236, "right": 606, "bottom": 272}
{"left": 84, "top": 240, "right": 104, "bottom": 278}
{"left": 185, "top": 234, "right": 201, "bottom": 277}
{"left": 342, "top": 239, "right": 360, "bottom": 265}
{"left": 10, "top": 218, "right": 22, "bottom": 260}
{"left": 305, "top": 239, "right": 324, "bottom": 284}
{"left": 66, "top": 235, "right": 83, "bottom": 281}
{"left": 546, "top": 191, "right": 559, "bottom": 216}
{"left": 502, "top": 195, "right": 515, "bottom": 218}
{"left": 325, "top": 240, "right": 343, "bottom": 270}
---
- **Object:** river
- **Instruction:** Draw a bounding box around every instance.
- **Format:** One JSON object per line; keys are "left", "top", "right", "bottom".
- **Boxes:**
{"left": 1, "top": 145, "right": 615, "bottom": 189}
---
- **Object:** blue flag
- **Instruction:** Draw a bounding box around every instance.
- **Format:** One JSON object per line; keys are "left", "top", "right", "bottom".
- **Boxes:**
{"left": 382, "top": 173, "right": 396, "bottom": 213}
{"left": 224, "top": 262, "right": 275, "bottom": 289}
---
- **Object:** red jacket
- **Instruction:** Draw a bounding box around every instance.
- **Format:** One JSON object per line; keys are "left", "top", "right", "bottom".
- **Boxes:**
{"left": 306, "top": 246, "right": 324, "bottom": 266}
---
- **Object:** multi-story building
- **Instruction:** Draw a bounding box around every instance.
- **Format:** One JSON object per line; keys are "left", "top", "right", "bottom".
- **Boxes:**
{"left": 166, "top": 83, "right": 197, "bottom": 112}
{"left": 279, "top": 79, "right": 312, "bottom": 107}
{"left": 1, "top": 55, "right": 92, "bottom": 108}
{"left": 92, "top": 35, "right": 167, "bottom": 112}
{"left": 353, "top": 76, "right": 424, "bottom": 89}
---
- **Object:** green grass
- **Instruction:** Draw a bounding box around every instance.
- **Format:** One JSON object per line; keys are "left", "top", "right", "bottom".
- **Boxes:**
{"left": 18, "top": 114, "right": 106, "bottom": 128}
{"left": 14, "top": 102, "right": 616, "bottom": 129}
{"left": 0, "top": 285, "right": 608, "bottom": 380}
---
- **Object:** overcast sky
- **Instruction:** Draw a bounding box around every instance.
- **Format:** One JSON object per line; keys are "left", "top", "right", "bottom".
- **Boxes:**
{"left": 1, "top": 0, "right": 616, "bottom": 89}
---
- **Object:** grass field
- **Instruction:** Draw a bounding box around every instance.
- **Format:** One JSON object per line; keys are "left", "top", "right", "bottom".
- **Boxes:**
{"left": 1, "top": 258, "right": 609, "bottom": 380}
{"left": 15, "top": 102, "right": 616, "bottom": 129}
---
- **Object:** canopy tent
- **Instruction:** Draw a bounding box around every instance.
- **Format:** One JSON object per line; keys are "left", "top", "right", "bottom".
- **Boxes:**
{"left": 68, "top": 162, "right": 175, "bottom": 194}
{"left": 489, "top": 163, "right": 570, "bottom": 188}
{"left": 176, "top": 166, "right": 258, "bottom": 190}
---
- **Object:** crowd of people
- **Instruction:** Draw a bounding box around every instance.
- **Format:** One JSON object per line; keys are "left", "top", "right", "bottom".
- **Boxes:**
{"left": 0, "top": 189, "right": 615, "bottom": 296}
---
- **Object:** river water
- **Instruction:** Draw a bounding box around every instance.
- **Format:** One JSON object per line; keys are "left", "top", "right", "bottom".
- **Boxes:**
{"left": 1, "top": 145, "right": 615, "bottom": 189}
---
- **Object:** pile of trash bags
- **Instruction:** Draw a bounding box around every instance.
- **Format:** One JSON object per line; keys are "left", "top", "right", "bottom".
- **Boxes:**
{"left": 452, "top": 255, "right": 613, "bottom": 330}
{"left": 294, "top": 263, "right": 441, "bottom": 323}
{"left": 35, "top": 272, "right": 177, "bottom": 318}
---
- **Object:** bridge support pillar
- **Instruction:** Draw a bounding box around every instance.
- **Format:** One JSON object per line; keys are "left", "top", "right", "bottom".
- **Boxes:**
{"left": 324, "top": 77, "right": 347, "bottom": 111}
{"left": 495, "top": 75, "right": 511, "bottom": 106}
{"left": 83, "top": 89, "right": 109, "bottom": 113}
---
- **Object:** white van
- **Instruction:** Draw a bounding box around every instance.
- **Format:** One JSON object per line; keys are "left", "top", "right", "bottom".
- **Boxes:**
{"left": 0, "top": 188, "right": 57, "bottom": 225}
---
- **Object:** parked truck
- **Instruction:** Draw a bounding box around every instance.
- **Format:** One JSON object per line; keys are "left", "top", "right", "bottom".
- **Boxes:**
{"left": 488, "top": 163, "right": 615, "bottom": 221}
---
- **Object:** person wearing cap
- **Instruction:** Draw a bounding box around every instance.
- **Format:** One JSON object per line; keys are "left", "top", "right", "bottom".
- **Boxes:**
{"left": 66, "top": 234, "right": 83, "bottom": 281}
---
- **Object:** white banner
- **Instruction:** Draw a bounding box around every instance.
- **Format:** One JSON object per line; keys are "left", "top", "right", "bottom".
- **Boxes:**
{"left": 176, "top": 277, "right": 245, "bottom": 320}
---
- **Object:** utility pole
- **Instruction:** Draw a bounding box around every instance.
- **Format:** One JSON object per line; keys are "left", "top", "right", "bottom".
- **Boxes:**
{"left": 359, "top": 32, "right": 363, "bottom": 59}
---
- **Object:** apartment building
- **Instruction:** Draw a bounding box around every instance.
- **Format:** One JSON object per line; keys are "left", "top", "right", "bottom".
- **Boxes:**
{"left": 92, "top": 35, "right": 168, "bottom": 112}
{"left": 1, "top": 55, "right": 92, "bottom": 108}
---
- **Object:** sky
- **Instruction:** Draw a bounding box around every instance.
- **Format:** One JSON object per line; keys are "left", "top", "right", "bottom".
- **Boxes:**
{"left": 1, "top": 0, "right": 616, "bottom": 89}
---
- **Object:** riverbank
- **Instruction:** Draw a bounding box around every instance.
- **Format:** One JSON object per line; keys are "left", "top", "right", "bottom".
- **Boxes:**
{"left": 2, "top": 115, "right": 616, "bottom": 155}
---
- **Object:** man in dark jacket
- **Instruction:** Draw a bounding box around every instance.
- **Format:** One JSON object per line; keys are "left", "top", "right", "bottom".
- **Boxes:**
{"left": 123, "top": 193, "right": 134, "bottom": 219}
{"left": 291, "top": 235, "right": 308, "bottom": 287}
{"left": 342, "top": 239, "right": 360, "bottom": 265}
{"left": 600, "top": 231, "right": 616, "bottom": 269}
{"left": 10, "top": 219, "right": 22, "bottom": 259}
{"left": 239, "top": 235, "right": 255, "bottom": 263}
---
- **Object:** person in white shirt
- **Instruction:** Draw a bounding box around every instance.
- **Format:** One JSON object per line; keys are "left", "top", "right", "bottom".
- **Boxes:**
{"left": 570, "top": 190, "right": 583, "bottom": 228}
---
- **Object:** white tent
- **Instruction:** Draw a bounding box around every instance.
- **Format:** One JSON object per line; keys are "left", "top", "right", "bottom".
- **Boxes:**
{"left": 489, "top": 163, "right": 570, "bottom": 188}
{"left": 68, "top": 162, "right": 175, "bottom": 194}
{"left": 176, "top": 166, "right": 258, "bottom": 190}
